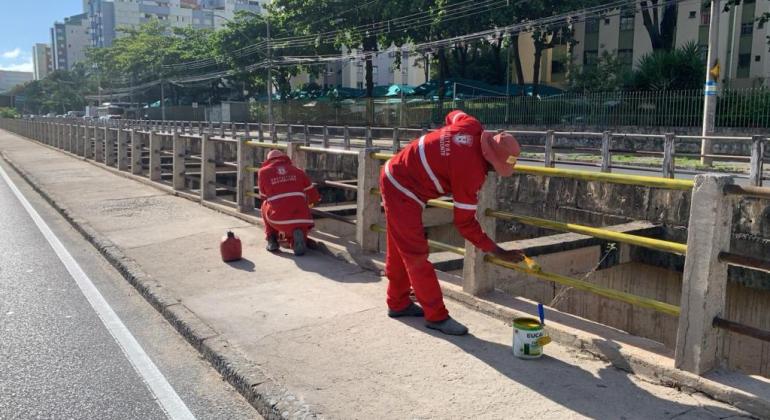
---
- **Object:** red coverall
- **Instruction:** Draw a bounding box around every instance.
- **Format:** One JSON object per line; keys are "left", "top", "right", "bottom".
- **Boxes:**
{"left": 380, "top": 111, "right": 496, "bottom": 322}
{"left": 258, "top": 155, "right": 321, "bottom": 246}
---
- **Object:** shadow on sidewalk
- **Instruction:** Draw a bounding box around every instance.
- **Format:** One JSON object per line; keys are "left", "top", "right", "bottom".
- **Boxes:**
{"left": 393, "top": 317, "right": 745, "bottom": 419}
{"left": 226, "top": 258, "right": 256, "bottom": 272}
{"left": 268, "top": 249, "right": 380, "bottom": 284}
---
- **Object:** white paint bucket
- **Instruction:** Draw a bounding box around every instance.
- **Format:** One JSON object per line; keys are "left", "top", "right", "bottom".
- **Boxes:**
{"left": 512, "top": 317, "right": 547, "bottom": 359}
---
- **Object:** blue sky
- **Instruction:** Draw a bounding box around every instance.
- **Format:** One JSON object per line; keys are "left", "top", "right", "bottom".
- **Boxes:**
{"left": 0, "top": 1, "right": 84, "bottom": 73}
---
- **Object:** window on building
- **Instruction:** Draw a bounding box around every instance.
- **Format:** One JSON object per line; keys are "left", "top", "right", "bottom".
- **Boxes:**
{"left": 356, "top": 81, "right": 363, "bottom": 89}
{"left": 551, "top": 59, "right": 565, "bottom": 74}
{"left": 618, "top": 49, "right": 634, "bottom": 67}
{"left": 689, "top": 11, "right": 696, "bottom": 19}
{"left": 756, "top": 55, "right": 761, "bottom": 62}
{"left": 585, "top": 18, "right": 599, "bottom": 33}
{"left": 741, "top": 23, "right": 754, "bottom": 36}
{"left": 701, "top": 11, "right": 710, "bottom": 26}
{"left": 737, "top": 53, "right": 751, "bottom": 78}
{"left": 604, "top": 18, "right": 610, "bottom": 25}
{"left": 583, "top": 50, "right": 598, "bottom": 66}
{"left": 759, "top": 21, "right": 765, "bottom": 29}
{"left": 620, "top": 15, "right": 634, "bottom": 31}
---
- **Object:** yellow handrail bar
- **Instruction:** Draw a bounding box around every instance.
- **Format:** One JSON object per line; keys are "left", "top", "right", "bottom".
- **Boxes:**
{"left": 370, "top": 224, "right": 680, "bottom": 316}
{"left": 486, "top": 209, "right": 687, "bottom": 255}
{"left": 369, "top": 189, "right": 687, "bottom": 255}
{"left": 245, "top": 141, "right": 288, "bottom": 150}
{"left": 369, "top": 151, "right": 694, "bottom": 190}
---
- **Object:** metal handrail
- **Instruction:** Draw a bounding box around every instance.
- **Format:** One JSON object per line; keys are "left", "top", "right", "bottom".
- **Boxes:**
{"left": 245, "top": 141, "right": 287, "bottom": 150}
{"left": 723, "top": 184, "right": 770, "bottom": 200}
{"left": 298, "top": 146, "right": 359, "bottom": 156}
{"left": 368, "top": 189, "right": 686, "bottom": 255}
{"left": 370, "top": 224, "right": 680, "bottom": 316}
{"left": 369, "top": 151, "right": 695, "bottom": 190}
{"left": 486, "top": 209, "right": 687, "bottom": 255}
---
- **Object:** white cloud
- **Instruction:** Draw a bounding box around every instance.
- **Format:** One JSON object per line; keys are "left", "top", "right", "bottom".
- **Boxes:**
{"left": 1, "top": 48, "right": 22, "bottom": 59}
{"left": 0, "top": 60, "right": 34, "bottom": 73}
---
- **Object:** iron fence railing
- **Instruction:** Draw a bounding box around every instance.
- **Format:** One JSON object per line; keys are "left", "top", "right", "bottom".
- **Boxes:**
{"left": 248, "top": 88, "right": 770, "bottom": 129}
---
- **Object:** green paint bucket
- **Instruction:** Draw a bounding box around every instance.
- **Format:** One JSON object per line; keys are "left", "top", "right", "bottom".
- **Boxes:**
{"left": 512, "top": 317, "right": 548, "bottom": 359}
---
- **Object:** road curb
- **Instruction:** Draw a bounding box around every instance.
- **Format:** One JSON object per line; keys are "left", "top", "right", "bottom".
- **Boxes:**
{"left": 0, "top": 149, "right": 324, "bottom": 420}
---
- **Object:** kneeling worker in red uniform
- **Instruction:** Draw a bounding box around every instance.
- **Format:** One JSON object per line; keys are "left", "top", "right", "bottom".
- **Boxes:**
{"left": 258, "top": 150, "right": 321, "bottom": 256}
{"left": 381, "top": 111, "right": 524, "bottom": 335}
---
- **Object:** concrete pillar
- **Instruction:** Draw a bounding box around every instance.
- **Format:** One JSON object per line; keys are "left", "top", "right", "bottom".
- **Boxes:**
{"left": 392, "top": 128, "right": 400, "bottom": 152}
{"left": 105, "top": 127, "right": 116, "bottom": 166}
{"left": 365, "top": 126, "right": 373, "bottom": 148}
{"left": 117, "top": 128, "right": 129, "bottom": 171}
{"left": 237, "top": 137, "right": 256, "bottom": 213}
{"left": 675, "top": 174, "right": 734, "bottom": 375}
{"left": 201, "top": 134, "right": 216, "bottom": 200}
{"left": 662, "top": 133, "right": 676, "bottom": 179}
{"left": 356, "top": 148, "right": 382, "bottom": 253}
{"left": 600, "top": 131, "right": 611, "bottom": 172}
{"left": 462, "top": 173, "right": 499, "bottom": 295}
{"left": 286, "top": 142, "right": 307, "bottom": 170}
{"left": 131, "top": 129, "right": 143, "bottom": 175}
{"left": 84, "top": 124, "right": 93, "bottom": 159}
{"left": 94, "top": 126, "right": 104, "bottom": 162}
{"left": 343, "top": 126, "right": 351, "bottom": 150}
{"left": 286, "top": 124, "right": 293, "bottom": 142}
{"left": 304, "top": 124, "right": 310, "bottom": 146}
{"left": 258, "top": 123, "right": 264, "bottom": 142}
{"left": 749, "top": 135, "right": 765, "bottom": 187}
{"left": 322, "top": 126, "right": 329, "bottom": 148}
{"left": 172, "top": 132, "right": 186, "bottom": 191}
{"left": 544, "top": 130, "right": 555, "bottom": 168}
{"left": 149, "top": 131, "right": 162, "bottom": 182}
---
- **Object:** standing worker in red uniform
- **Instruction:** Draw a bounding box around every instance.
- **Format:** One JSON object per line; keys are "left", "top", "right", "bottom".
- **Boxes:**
{"left": 381, "top": 110, "right": 524, "bottom": 335}
{"left": 258, "top": 150, "right": 321, "bottom": 256}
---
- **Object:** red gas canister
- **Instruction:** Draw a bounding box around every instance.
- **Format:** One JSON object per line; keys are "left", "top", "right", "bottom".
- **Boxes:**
{"left": 220, "top": 231, "right": 242, "bottom": 262}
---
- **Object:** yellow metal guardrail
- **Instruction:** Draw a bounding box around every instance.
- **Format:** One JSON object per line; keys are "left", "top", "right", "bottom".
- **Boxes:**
{"left": 369, "top": 151, "right": 694, "bottom": 190}
{"left": 485, "top": 209, "right": 688, "bottom": 255}
{"left": 370, "top": 224, "right": 680, "bottom": 316}
{"left": 369, "top": 189, "right": 687, "bottom": 255}
{"left": 245, "top": 141, "right": 288, "bottom": 150}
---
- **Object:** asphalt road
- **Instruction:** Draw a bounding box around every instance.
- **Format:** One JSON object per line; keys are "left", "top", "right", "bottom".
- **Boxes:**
{"left": 0, "top": 160, "right": 260, "bottom": 419}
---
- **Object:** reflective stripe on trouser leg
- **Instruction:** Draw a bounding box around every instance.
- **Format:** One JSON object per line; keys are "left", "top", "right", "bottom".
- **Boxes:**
{"left": 381, "top": 177, "right": 449, "bottom": 322}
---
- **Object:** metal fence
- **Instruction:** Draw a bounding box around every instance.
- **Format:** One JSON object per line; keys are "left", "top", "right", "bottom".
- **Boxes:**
{"left": 249, "top": 88, "right": 770, "bottom": 129}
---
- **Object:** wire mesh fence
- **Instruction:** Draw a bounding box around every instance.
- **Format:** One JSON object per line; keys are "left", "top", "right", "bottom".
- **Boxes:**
{"left": 247, "top": 88, "right": 770, "bottom": 129}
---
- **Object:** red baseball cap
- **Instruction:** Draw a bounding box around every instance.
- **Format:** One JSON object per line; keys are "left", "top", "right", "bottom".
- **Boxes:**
{"left": 480, "top": 132, "right": 520, "bottom": 177}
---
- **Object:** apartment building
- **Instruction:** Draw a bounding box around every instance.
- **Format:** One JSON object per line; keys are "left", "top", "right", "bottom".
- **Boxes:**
{"left": 50, "top": 13, "right": 91, "bottom": 71}
{"left": 569, "top": 0, "right": 770, "bottom": 88}
{"left": 85, "top": 0, "right": 262, "bottom": 48}
{"left": 0, "top": 71, "right": 34, "bottom": 93}
{"left": 32, "top": 44, "right": 53, "bottom": 80}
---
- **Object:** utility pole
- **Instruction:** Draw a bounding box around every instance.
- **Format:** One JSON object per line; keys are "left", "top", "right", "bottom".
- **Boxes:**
{"left": 266, "top": 10, "right": 273, "bottom": 126}
{"left": 701, "top": 0, "right": 721, "bottom": 166}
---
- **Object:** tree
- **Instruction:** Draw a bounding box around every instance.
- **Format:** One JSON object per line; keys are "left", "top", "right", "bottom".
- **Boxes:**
{"left": 632, "top": 42, "right": 704, "bottom": 90}
{"left": 639, "top": 0, "right": 678, "bottom": 52}
{"left": 568, "top": 51, "right": 631, "bottom": 92}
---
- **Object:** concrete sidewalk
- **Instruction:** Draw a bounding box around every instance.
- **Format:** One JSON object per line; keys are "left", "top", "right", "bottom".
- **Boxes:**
{"left": 0, "top": 129, "right": 755, "bottom": 419}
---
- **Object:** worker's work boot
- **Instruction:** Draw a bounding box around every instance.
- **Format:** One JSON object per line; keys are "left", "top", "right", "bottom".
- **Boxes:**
{"left": 426, "top": 317, "right": 469, "bottom": 336}
{"left": 292, "top": 229, "right": 306, "bottom": 256}
{"left": 266, "top": 234, "right": 279, "bottom": 252}
{"left": 388, "top": 302, "right": 424, "bottom": 318}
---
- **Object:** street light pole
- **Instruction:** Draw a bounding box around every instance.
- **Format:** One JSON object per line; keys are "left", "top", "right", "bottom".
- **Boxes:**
{"left": 701, "top": 0, "right": 721, "bottom": 166}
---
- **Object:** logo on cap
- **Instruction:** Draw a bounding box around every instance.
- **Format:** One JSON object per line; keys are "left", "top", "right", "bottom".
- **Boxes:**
{"left": 452, "top": 134, "right": 472, "bottom": 146}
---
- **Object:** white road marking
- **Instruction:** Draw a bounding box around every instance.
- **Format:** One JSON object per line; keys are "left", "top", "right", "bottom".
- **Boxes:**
{"left": 0, "top": 164, "right": 196, "bottom": 420}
